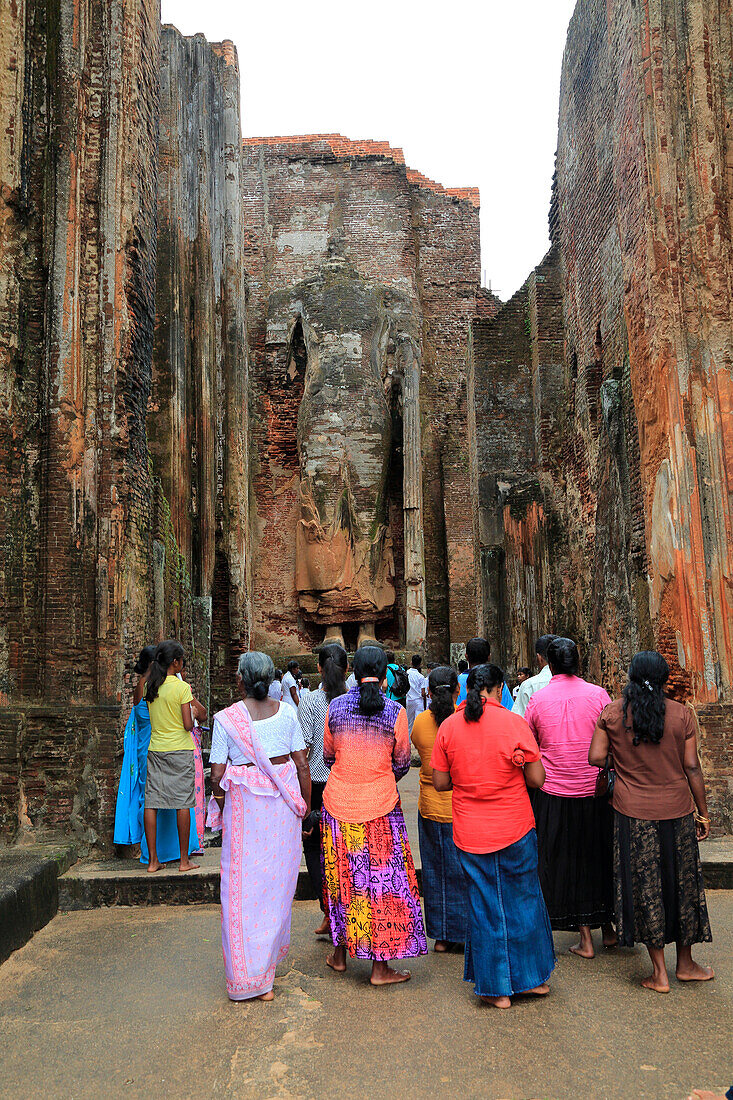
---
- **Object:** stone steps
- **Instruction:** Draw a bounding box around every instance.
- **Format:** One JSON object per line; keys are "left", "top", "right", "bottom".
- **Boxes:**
{"left": 55, "top": 835, "right": 733, "bottom": 911}
{"left": 0, "top": 843, "right": 79, "bottom": 963}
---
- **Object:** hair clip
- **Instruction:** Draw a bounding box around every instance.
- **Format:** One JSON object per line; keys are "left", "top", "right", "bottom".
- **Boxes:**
{"left": 643, "top": 679, "right": 654, "bottom": 691}
{"left": 361, "top": 677, "right": 380, "bottom": 683}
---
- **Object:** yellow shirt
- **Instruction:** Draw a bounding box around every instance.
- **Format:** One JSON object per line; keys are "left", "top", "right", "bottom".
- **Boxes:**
{"left": 147, "top": 676, "right": 194, "bottom": 752}
{"left": 410, "top": 708, "right": 453, "bottom": 823}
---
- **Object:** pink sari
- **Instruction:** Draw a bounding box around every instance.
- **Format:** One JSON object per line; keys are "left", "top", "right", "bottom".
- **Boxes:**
{"left": 207, "top": 702, "right": 306, "bottom": 1001}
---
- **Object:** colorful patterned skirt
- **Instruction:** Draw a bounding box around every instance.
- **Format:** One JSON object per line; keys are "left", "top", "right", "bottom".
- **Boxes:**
{"left": 321, "top": 802, "right": 428, "bottom": 961}
{"left": 614, "top": 811, "right": 712, "bottom": 949}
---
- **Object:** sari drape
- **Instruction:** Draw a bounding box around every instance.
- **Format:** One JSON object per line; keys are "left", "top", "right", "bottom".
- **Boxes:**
{"left": 207, "top": 702, "right": 306, "bottom": 1000}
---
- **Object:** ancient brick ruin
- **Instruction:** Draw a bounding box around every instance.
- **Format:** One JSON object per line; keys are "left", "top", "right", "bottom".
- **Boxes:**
{"left": 0, "top": 0, "right": 731, "bottom": 846}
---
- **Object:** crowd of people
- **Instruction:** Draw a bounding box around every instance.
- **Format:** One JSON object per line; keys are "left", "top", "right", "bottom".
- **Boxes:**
{"left": 114, "top": 631, "right": 715, "bottom": 1010}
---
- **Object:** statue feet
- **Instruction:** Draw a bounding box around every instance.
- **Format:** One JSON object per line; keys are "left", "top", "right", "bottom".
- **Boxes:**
{"left": 323, "top": 626, "right": 346, "bottom": 650}
{"left": 356, "top": 622, "right": 379, "bottom": 650}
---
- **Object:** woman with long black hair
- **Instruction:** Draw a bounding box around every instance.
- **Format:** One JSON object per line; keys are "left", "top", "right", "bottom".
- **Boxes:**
{"left": 321, "top": 645, "right": 427, "bottom": 985}
{"left": 431, "top": 663, "right": 555, "bottom": 1009}
{"left": 524, "top": 637, "right": 616, "bottom": 959}
{"left": 411, "top": 665, "right": 467, "bottom": 951}
{"left": 589, "top": 650, "right": 713, "bottom": 993}
{"left": 297, "top": 642, "right": 348, "bottom": 936}
{"left": 143, "top": 640, "right": 207, "bottom": 873}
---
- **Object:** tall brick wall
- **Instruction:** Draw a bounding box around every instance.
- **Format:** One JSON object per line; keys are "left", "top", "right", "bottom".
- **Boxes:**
{"left": 471, "top": 0, "right": 733, "bottom": 827}
{"left": 0, "top": 0, "right": 162, "bottom": 845}
{"left": 154, "top": 29, "right": 249, "bottom": 717}
{"left": 241, "top": 136, "right": 481, "bottom": 661}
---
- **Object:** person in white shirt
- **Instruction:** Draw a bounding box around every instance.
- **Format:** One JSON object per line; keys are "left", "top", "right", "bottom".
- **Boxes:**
{"left": 512, "top": 668, "right": 531, "bottom": 700}
{"left": 512, "top": 635, "right": 557, "bottom": 716}
{"left": 281, "top": 659, "right": 301, "bottom": 709}
{"left": 406, "top": 654, "right": 427, "bottom": 735}
{"left": 268, "top": 669, "right": 283, "bottom": 701}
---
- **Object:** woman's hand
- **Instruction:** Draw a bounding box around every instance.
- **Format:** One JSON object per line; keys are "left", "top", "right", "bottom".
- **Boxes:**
{"left": 695, "top": 816, "right": 710, "bottom": 841}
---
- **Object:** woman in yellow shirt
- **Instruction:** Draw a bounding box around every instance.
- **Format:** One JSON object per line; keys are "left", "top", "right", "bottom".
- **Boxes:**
{"left": 410, "top": 665, "right": 467, "bottom": 951}
{"left": 144, "top": 640, "right": 207, "bottom": 873}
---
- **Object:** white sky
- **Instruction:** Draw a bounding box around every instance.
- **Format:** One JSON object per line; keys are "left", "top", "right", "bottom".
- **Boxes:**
{"left": 161, "top": 0, "right": 578, "bottom": 300}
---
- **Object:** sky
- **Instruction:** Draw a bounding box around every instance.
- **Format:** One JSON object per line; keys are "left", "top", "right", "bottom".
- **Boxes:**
{"left": 161, "top": 0, "right": 578, "bottom": 301}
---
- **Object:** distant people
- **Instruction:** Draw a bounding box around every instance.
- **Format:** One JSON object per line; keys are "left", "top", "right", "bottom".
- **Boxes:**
{"left": 298, "top": 643, "right": 348, "bottom": 936}
{"left": 457, "top": 659, "right": 468, "bottom": 676}
{"left": 590, "top": 651, "right": 713, "bottom": 994}
{"left": 321, "top": 645, "right": 427, "bottom": 984}
{"left": 431, "top": 664, "right": 554, "bottom": 1008}
{"left": 383, "top": 649, "right": 407, "bottom": 708}
{"left": 281, "top": 659, "right": 300, "bottom": 709}
{"left": 411, "top": 666, "right": 467, "bottom": 951}
{"left": 512, "top": 634, "right": 557, "bottom": 716}
{"left": 300, "top": 676, "right": 311, "bottom": 697}
{"left": 457, "top": 639, "right": 513, "bottom": 710}
{"left": 512, "top": 667, "right": 532, "bottom": 700}
{"left": 268, "top": 669, "right": 283, "bottom": 702}
{"left": 143, "top": 641, "right": 207, "bottom": 874}
{"left": 182, "top": 658, "right": 206, "bottom": 855}
{"left": 406, "top": 654, "right": 427, "bottom": 734}
{"left": 525, "top": 638, "right": 615, "bottom": 958}
{"left": 208, "top": 651, "right": 311, "bottom": 1001}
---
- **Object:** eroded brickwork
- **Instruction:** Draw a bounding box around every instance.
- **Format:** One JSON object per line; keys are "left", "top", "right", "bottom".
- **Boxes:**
{"left": 471, "top": 0, "right": 733, "bottom": 827}
{"left": 241, "top": 136, "right": 482, "bottom": 661}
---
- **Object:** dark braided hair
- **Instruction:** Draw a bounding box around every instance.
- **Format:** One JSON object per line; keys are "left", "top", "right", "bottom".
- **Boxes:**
{"left": 318, "top": 642, "right": 348, "bottom": 703}
{"left": 353, "top": 646, "right": 388, "bottom": 716}
{"left": 428, "top": 666, "right": 458, "bottom": 728}
{"left": 622, "top": 651, "right": 669, "bottom": 745}
{"left": 464, "top": 663, "right": 505, "bottom": 723}
{"left": 146, "top": 640, "right": 184, "bottom": 704}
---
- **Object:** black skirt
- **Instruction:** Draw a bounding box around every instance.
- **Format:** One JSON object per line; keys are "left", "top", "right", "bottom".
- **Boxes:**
{"left": 614, "top": 810, "right": 712, "bottom": 949}
{"left": 532, "top": 788, "right": 614, "bottom": 930}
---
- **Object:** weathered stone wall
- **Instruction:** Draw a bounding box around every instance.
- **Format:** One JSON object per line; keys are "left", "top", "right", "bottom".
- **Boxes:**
{"left": 0, "top": 8, "right": 249, "bottom": 847}
{"left": 0, "top": 0, "right": 162, "bottom": 844}
{"left": 154, "top": 29, "right": 249, "bottom": 716}
{"left": 471, "top": 0, "right": 733, "bottom": 827}
{"left": 241, "top": 136, "right": 482, "bottom": 661}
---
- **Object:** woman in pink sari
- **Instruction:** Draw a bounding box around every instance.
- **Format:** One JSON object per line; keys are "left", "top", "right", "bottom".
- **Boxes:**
{"left": 208, "top": 652, "right": 311, "bottom": 1002}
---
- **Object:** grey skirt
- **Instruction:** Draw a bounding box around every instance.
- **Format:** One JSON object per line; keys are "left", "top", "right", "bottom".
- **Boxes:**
{"left": 145, "top": 750, "right": 195, "bottom": 810}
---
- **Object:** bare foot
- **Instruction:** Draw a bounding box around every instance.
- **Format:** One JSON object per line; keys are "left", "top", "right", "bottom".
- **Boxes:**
{"left": 602, "top": 924, "right": 618, "bottom": 949}
{"left": 687, "top": 1091, "right": 728, "bottom": 1099}
{"left": 326, "top": 954, "right": 347, "bottom": 973}
{"left": 569, "top": 944, "right": 595, "bottom": 959}
{"left": 479, "top": 995, "right": 511, "bottom": 1009}
{"left": 146, "top": 860, "right": 163, "bottom": 874}
{"left": 641, "top": 974, "right": 671, "bottom": 993}
{"left": 517, "top": 983, "right": 550, "bottom": 997}
{"left": 178, "top": 860, "right": 199, "bottom": 872}
{"left": 676, "top": 962, "right": 715, "bottom": 983}
{"left": 255, "top": 990, "right": 275, "bottom": 1001}
{"left": 314, "top": 916, "right": 330, "bottom": 936}
{"left": 433, "top": 941, "right": 449, "bottom": 953}
{"left": 370, "top": 966, "right": 411, "bottom": 986}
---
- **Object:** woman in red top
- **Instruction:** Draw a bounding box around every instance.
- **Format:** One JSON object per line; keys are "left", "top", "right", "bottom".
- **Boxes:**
{"left": 431, "top": 663, "right": 555, "bottom": 1009}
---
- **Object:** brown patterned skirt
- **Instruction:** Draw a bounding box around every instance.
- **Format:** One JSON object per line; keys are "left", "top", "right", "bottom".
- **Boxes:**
{"left": 614, "top": 811, "right": 712, "bottom": 949}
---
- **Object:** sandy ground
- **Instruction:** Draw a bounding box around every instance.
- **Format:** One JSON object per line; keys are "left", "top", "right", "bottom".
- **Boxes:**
{"left": 1, "top": 893, "right": 731, "bottom": 1100}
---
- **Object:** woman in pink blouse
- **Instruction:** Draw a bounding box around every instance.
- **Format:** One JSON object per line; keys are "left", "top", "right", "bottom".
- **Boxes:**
{"left": 524, "top": 637, "right": 616, "bottom": 959}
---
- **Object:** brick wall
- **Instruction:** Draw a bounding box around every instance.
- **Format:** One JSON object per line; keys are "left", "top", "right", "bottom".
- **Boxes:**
{"left": 241, "top": 136, "right": 481, "bottom": 661}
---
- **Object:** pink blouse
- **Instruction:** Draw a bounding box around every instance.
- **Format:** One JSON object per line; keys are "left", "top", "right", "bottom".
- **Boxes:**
{"left": 524, "top": 674, "right": 612, "bottom": 797}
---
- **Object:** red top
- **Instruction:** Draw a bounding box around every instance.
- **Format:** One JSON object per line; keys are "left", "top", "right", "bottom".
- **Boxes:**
{"left": 430, "top": 698, "right": 541, "bottom": 854}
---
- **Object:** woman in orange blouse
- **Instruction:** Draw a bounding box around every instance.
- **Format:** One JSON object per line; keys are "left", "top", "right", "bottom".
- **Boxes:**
{"left": 411, "top": 666, "right": 468, "bottom": 951}
{"left": 321, "top": 645, "right": 427, "bottom": 985}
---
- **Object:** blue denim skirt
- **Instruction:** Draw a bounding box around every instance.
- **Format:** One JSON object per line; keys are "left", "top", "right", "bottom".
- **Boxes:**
{"left": 418, "top": 813, "right": 468, "bottom": 943}
{"left": 458, "top": 828, "right": 556, "bottom": 998}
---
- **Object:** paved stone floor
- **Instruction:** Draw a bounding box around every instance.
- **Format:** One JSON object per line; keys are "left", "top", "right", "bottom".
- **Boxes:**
{"left": 1, "top": 895, "right": 731, "bottom": 1100}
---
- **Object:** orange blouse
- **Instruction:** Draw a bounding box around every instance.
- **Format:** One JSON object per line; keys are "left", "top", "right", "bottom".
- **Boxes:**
{"left": 322, "top": 690, "right": 410, "bottom": 824}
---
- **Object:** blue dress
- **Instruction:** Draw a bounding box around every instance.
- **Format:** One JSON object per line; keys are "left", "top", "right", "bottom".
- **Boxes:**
{"left": 113, "top": 699, "right": 199, "bottom": 863}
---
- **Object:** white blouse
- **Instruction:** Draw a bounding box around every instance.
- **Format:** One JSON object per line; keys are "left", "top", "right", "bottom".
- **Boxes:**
{"left": 209, "top": 703, "right": 306, "bottom": 766}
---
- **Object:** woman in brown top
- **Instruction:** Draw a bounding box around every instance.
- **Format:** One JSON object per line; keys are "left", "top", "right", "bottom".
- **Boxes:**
{"left": 589, "top": 651, "right": 713, "bottom": 994}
